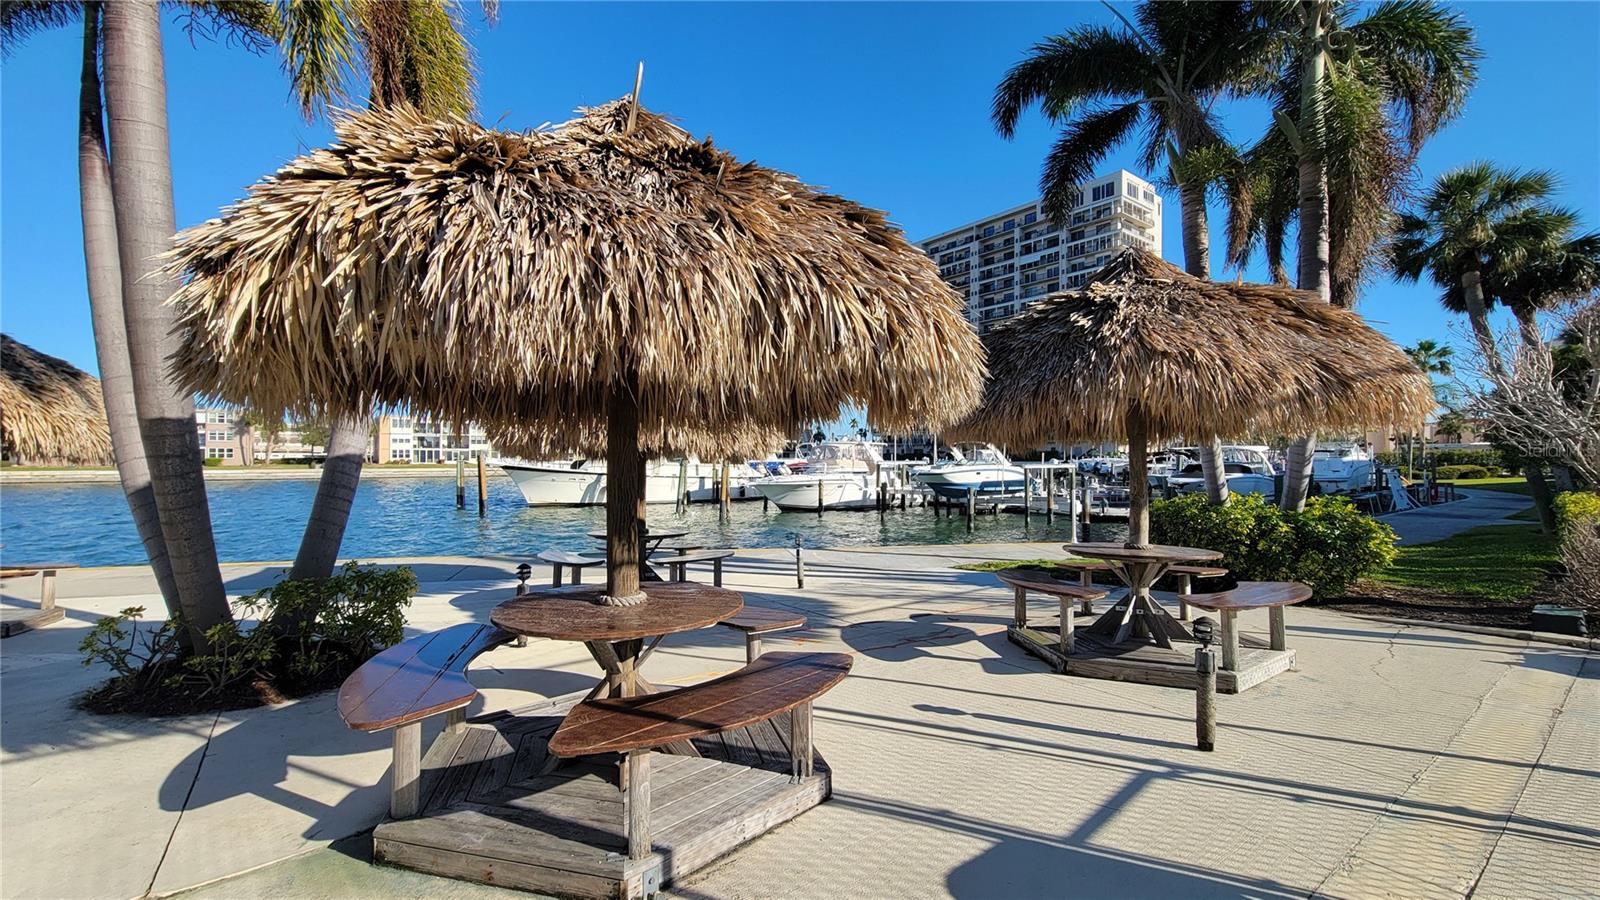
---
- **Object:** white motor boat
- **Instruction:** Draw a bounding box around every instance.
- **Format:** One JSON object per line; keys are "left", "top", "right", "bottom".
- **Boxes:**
{"left": 912, "top": 443, "right": 1027, "bottom": 500}
{"left": 497, "top": 457, "right": 764, "bottom": 506}
{"left": 1168, "top": 445, "right": 1278, "bottom": 497}
{"left": 752, "top": 440, "right": 900, "bottom": 511}
{"left": 1311, "top": 445, "right": 1375, "bottom": 495}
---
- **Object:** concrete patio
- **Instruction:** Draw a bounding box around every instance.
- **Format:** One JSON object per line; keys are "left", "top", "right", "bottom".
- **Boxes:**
{"left": 1, "top": 543, "right": 1594, "bottom": 899}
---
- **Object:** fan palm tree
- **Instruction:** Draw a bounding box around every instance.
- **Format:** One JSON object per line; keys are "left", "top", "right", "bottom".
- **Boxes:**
{"left": 1391, "top": 164, "right": 1589, "bottom": 371}
{"left": 1228, "top": 0, "right": 1479, "bottom": 510}
{"left": 992, "top": 1, "right": 1277, "bottom": 503}
{"left": 1403, "top": 339, "right": 1453, "bottom": 473}
{"left": 1391, "top": 164, "right": 1593, "bottom": 533}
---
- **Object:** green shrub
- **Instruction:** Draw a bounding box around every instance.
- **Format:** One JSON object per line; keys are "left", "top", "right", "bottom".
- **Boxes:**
{"left": 1437, "top": 464, "right": 1492, "bottom": 480}
{"left": 1553, "top": 491, "right": 1600, "bottom": 538}
{"left": 1150, "top": 493, "right": 1397, "bottom": 598}
{"left": 202, "top": 457, "right": 223, "bottom": 467}
{"left": 79, "top": 563, "right": 416, "bottom": 714}
{"left": 1375, "top": 450, "right": 1504, "bottom": 474}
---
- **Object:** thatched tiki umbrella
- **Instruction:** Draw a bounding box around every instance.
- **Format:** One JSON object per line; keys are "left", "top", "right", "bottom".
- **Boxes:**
{"left": 168, "top": 97, "right": 982, "bottom": 605}
{"left": 951, "top": 250, "right": 1435, "bottom": 546}
{"left": 0, "top": 334, "right": 114, "bottom": 467}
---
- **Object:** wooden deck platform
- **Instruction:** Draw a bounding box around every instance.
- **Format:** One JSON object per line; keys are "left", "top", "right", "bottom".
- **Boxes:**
{"left": 0, "top": 605, "right": 64, "bottom": 638}
{"left": 1009, "top": 610, "right": 1296, "bottom": 693}
{"left": 373, "top": 695, "right": 830, "bottom": 899}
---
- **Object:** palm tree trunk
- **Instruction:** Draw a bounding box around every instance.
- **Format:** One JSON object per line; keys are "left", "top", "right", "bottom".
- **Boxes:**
{"left": 1461, "top": 270, "right": 1506, "bottom": 380}
{"left": 1282, "top": 6, "right": 1331, "bottom": 512}
{"left": 1524, "top": 464, "right": 1557, "bottom": 534}
{"left": 289, "top": 414, "right": 369, "bottom": 580}
{"left": 1505, "top": 301, "right": 1567, "bottom": 518}
{"left": 603, "top": 386, "right": 646, "bottom": 605}
{"left": 101, "top": 0, "right": 230, "bottom": 649}
{"left": 1126, "top": 409, "right": 1150, "bottom": 548}
{"left": 1176, "top": 177, "right": 1230, "bottom": 505}
{"left": 77, "top": 2, "right": 181, "bottom": 618}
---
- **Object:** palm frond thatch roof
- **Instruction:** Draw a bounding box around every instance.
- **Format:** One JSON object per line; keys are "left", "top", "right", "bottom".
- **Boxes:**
{"left": 488, "top": 418, "right": 788, "bottom": 463}
{"left": 950, "top": 249, "right": 1435, "bottom": 446}
{"left": 0, "top": 334, "right": 114, "bottom": 466}
{"left": 166, "top": 100, "right": 984, "bottom": 457}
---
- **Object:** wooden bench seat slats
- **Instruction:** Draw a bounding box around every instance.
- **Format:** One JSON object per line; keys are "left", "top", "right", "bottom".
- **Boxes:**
{"left": 721, "top": 607, "right": 806, "bottom": 635}
{"left": 537, "top": 550, "right": 605, "bottom": 567}
{"left": 1183, "top": 581, "right": 1312, "bottom": 610}
{"left": 994, "top": 570, "right": 1110, "bottom": 600}
{"left": 656, "top": 550, "right": 733, "bottom": 566}
{"left": 338, "top": 623, "right": 513, "bottom": 732}
{"left": 549, "top": 652, "right": 852, "bottom": 758}
{"left": 0, "top": 563, "right": 77, "bottom": 576}
{"left": 1054, "top": 560, "right": 1115, "bottom": 572}
{"left": 1167, "top": 565, "right": 1228, "bottom": 578}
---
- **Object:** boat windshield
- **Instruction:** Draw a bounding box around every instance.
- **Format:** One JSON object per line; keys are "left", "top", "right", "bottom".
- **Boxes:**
{"left": 953, "top": 443, "right": 1008, "bottom": 465}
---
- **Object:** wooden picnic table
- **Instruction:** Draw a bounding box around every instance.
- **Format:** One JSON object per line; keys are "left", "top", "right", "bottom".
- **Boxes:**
{"left": 1068, "top": 542, "right": 1222, "bottom": 649}
{"left": 491, "top": 581, "right": 741, "bottom": 701}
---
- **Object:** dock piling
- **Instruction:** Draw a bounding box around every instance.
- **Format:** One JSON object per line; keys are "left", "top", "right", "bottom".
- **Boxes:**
{"left": 456, "top": 459, "right": 465, "bottom": 509}
{"left": 965, "top": 487, "right": 975, "bottom": 532}
{"left": 476, "top": 455, "right": 487, "bottom": 517}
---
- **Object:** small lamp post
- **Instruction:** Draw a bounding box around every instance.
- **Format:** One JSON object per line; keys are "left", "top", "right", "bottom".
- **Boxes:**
{"left": 1192, "top": 615, "right": 1217, "bottom": 751}
{"left": 516, "top": 563, "right": 532, "bottom": 596}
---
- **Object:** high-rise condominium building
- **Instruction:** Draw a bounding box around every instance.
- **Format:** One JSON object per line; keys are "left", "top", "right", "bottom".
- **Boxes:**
{"left": 918, "top": 170, "right": 1162, "bottom": 335}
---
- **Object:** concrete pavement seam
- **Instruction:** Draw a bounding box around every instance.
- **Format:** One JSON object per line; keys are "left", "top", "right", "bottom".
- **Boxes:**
{"left": 144, "top": 711, "right": 222, "bottom": 899}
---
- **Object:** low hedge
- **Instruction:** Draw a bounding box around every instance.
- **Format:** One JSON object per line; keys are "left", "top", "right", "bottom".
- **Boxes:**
{"left": 1553, "top": 491, "right": 1600, "bottom": 538}
{"left": 1150, "top": 493, "right": 1397, "bottom": 598}
{"left": 1436, "top": 464, "right": 1492, "bottom": 480}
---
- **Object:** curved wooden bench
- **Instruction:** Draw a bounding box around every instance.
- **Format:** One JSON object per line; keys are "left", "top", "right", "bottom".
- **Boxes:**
{"left": 996, "top": 569, "right": 1109, "bottom": 655}
{"left": 656, "top": 549, "right": 734, "bottom": 586}
{"left": 548, "top": 651, "right": 852, "bottom": 861}
{"left": 0, "top": 563, "right": 76, "bottom": 637}
{"left": 1183, "top": 581, "right": 1311, "bottom": 671}
{"left": 536, "top": 549, "right": 606, "bottom": 586}
{"left": 337, "top": 623, "right": 514, "bottom": 817}
{"left": 1165, "top": 564, "right": 1229, "bottom": 622}
{"left": 720, "top": 606, "right": 806, "bottom": 662}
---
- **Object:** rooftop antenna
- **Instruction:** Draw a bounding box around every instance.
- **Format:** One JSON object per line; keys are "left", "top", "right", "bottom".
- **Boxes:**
{"left": 624, "top": 61, "right": 644, "bottom": 134}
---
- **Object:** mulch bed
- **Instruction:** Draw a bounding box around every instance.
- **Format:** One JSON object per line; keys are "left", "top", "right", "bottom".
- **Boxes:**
{"left": 1322, "top": 579, "right": 1596, "bottom": 633}
{"left": 75, "top": 662, "right": 346, "bottom": 718}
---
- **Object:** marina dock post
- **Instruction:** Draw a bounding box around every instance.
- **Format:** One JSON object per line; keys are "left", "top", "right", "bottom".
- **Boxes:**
{"left": 719, "top": 461, "right": 731, "bottom": 522}
{"left": 1046, "top": 466, "right": 1055, "bottom": 523}
{"left": 1022, "top": 471, "right": 1032, "bottom": 527}
{"left": 817, "top": 480, "right": 825, "bottom": 515}
{"left": 476, "top": 455, "right": 488, "bottom": 517}
{"left": 793, "top": 535, "right": 804, "bottom": 588}
{"left": 965, "top": 487, "right": 975, "bottom": 532}
{"left": 456, "top": 459, "right": 466, "bottom": 509}
{"left": 676, "top": 459, "right": 688, "bottom": 514}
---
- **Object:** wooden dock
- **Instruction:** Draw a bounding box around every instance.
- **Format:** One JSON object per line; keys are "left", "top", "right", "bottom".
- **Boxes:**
{"left": 373, "top": 696, "right": 829, "bottom": 899}
{"left": 1009, "top": 608, "right": 1296, "bottom": 693}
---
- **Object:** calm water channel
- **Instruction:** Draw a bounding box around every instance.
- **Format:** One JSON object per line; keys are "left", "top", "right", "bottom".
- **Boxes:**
{"left": 0, "top": 475, "right": 1128, "bottom": 567}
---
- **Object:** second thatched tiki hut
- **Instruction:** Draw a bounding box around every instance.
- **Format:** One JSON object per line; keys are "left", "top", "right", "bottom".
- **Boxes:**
{"left": 952, "top": 250, "right": 1435, "bottom": 545}
{"left": 0, "top": 334, "right": 113, "bottom": 467}
{"left": 168, "top": 97, "right": 983, "bottom": 603}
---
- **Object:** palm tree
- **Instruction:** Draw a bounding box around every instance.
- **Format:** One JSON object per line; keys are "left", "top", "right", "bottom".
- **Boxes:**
{"left": 2, "top": 1, "right": 277, "bottom": 633}
{"left": 1404, "top": 339, "right": 1453, "bottom": 474}
{"left": 992, "top": 1, "right": 1276, "bottom": 504}
{"left": 1390, "top": 164, "right": 1584, "bottom": 372}
{"left": 1229, "top": 0, "right": 1479, "bottom": 510}
{"left": 284, "top": 0, "right": 488, "bottom": 582}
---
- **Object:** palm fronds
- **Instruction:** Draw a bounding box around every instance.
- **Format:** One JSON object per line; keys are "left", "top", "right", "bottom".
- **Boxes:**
{"left": 0, "top": 334, "right": 113, "bottom": 466}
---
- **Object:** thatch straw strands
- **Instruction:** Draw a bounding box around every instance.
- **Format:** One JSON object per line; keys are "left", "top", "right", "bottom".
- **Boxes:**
{"left": 489, "top": 418, "right": 788, "bottom": 463}
{"left": 951, "top": 249, "right": 1433, "bottom": 547}
{"left": 166, "top": 100, "right": 983, "bottom": 447}
{"left": 951, "top": 250, "right": 1434, "bottom": 448}
{"left": 168, "top": 96, "right": 981, "bottom": 604}
{"left": 0, "top": 334, "right": 114, "bottom": 466}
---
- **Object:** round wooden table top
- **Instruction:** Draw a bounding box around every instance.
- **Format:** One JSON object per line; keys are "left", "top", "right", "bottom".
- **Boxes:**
{"left": 491, "top": 582, "right": 742, "bottom": 641}
{"left": 1064, "top": 542, "right": 1223, "bottom": 563}
{"left": 585, "top": 529, "right": 690, "bottom": 542}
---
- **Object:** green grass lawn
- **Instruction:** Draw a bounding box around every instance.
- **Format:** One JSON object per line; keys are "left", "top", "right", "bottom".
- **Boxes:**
{"left": 1369, "top": 523, "right": 1559, "bottom": 602}
{"left": 1437, "top": 476, "right": 1547, "bottom": 495}
{"left": 955, "top": 558, "right": 1090, "bottom": 572}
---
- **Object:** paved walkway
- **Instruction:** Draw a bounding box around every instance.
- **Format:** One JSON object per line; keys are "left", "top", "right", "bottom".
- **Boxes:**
{"left": 1379, "top": 488, "right": 1535, "bottom": 545}
{"left": 1, "top": 545, "right": 1594, "bottom": 899}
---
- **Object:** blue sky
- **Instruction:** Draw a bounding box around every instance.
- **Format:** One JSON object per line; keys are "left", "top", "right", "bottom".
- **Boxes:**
{"left": 4, "top": 1, "right": 1598, "bottom": 385}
